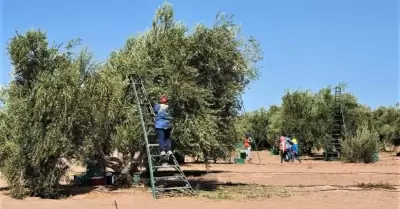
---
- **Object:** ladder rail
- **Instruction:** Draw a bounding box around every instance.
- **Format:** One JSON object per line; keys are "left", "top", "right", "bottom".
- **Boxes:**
{"left": 325, "top": 86, "right": 346, "bottom": 160}
{"left": 129, "top": 75, "right": 157, "bottom": 199}
{"left": 129, "top": 74, "right": 193, "bottom": 199}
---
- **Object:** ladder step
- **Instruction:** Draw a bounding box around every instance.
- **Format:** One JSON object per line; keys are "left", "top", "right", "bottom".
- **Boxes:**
{"left": 151, "top": 154, "right": 169, "bottom": 158}
{"left": 156, "top": 185, "right": 191, "bottom": 191}
{"left": 130, "top": 76, "right": 193, "bottom": 199}
{"left": 155, "top": 176, "right": 184, "bottom": 181}
{"left": 153, "top": 164, "right": 179, "bottom": 169}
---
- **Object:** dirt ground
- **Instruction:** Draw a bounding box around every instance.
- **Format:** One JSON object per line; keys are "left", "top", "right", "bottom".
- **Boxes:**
{"left": 1, "top": 151, "right": 399, "bottom": 209}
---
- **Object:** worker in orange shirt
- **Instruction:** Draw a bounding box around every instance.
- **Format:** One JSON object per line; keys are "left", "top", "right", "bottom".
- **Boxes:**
{"left": 244, "top": 133, "right": 253, "bottom": 162}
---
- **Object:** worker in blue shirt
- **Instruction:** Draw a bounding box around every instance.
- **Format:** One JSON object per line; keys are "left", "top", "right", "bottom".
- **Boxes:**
{"left": 285, "top": 135, "right": 293, "bottom": 161}
{"left": 291, "top": 136, "right": 301, "bottom": 163}
{"left": 154, "top": 95, "right": 173, "bottom": 156}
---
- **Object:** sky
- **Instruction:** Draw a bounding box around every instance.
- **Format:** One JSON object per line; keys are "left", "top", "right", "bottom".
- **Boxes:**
{"left": 1, "top": 0, "right": 399, "bottom": 111}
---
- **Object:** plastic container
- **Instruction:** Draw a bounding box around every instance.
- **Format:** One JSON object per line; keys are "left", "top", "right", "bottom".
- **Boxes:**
{"left": 371, "top": 152, "right": 379, "bottom": 163}
{"left": 270, "top": 148, "right": 280, "bottom": 155}
{"left": 89, "top": 176, "right": 105, "bottom": 185}
{"left": 105, "top": 172, "right": 116, "bottom": 185}
{"left": 133, "top": 173, "right": 141, "bottom": 184}
{"left": 73, "top": 173, "right": 88, "bottom": 185}
{"left": 234, "top": 158, "right": 245, "bottom": 164}
{"left": 239, "top": 150, "right": 247, "bottom": 159}
{"left": 86, "top": 165, "right": 104, "bottom": 178}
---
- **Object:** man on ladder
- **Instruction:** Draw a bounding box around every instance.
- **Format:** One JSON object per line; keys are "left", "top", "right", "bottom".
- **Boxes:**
{"left": 154, "top": 95, "right": 173, "bottom": 157}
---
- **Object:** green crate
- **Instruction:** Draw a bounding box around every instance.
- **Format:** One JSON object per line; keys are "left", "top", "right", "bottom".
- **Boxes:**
{"left": 133, "top": 173, "right": 141, "bottom": 184}
{"left": 234, "top": 158, "right": 245, "bottom": 164}
{"left": 270, "top": 148, "right": 280, "bottom": 155}
{"left": 239, "top": 149, "right": 247, "bottom": 159}
{"left": 86, "top": 165, "right": 104, "bottom": 178}
{"left": 371, "top": 152, "right": 379, "bottom": 163}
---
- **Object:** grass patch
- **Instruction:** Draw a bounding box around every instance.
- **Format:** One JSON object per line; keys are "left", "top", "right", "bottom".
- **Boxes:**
{"left": 355, "top": 182, "right": 396, "bottom": 190}
{"left": 194, "top": 184, "right": 291, "bottom": 200}
{"left": 157, "top": 183, "right": 291, "bottom": 200}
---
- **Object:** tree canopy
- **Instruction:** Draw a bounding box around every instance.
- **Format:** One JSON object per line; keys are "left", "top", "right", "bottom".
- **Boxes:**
{"left": 0, "top": 2, "right": 398, "bottom": 200}
{"left": 0, "top": 3, "right": 262, "bottom": 198}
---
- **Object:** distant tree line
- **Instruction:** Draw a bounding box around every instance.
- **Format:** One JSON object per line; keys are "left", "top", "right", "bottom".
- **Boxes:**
{"left": 236, "top": 86, "right": 400, "bottom": 155}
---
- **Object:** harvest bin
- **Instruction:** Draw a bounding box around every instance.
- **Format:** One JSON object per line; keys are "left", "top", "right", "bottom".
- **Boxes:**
{"left": 234, "top": 158, "right": 245, "bottom": 164}
{"left": 371, "top": 152, "right": 379, "bottom": 163}
{"left": 239, "top": 150, "right": 247, "bottom": 159}
{"left": 133, "top": 173, "right": 141, "bottom": 184}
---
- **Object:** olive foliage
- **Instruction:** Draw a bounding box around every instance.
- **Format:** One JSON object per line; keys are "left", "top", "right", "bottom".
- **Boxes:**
{"left": 0, "top": 3, "right": 262, "bottom": 198}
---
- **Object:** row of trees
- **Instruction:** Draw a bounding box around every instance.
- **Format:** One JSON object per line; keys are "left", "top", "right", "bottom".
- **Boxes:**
{"left": 0, "top": 3, "right": 262, "bottom": 198}
{"left": 1, "top": 2, "right": 397, "bottom": 199}
{"left": 237, "top": 86, "right": 400, "bottom": 155}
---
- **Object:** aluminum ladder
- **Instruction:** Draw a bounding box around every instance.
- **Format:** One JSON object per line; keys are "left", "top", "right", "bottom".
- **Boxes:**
{"left": 128, "top": 74, "right": 193, "bottom": 199}
{"left": 325, "top": 86, "right": 346, "bottom": 160}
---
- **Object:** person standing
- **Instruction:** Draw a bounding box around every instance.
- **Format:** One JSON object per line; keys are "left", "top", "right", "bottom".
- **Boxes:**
{"left": 279, "top": 135, "right": 287, "bottom": 163}
{"left": 244, "top": 133, "right": 253, "bottom": 162}
{"left": 285, "top": 134, "right": 293, "bottom": 162}
{"left": 291, "top": 136, "right": 301, "bottom": 163}
{"left": 154, "top": 95, "right": 173, "bottom": 156}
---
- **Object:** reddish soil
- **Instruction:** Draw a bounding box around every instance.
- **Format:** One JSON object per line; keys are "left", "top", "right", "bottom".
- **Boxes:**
{"left": 1, "top": 151, "right": 399, "bottom": 209}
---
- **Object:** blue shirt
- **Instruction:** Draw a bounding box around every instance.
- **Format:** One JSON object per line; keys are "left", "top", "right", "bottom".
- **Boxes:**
{"left": 285, "top": 137, "right": 292, "bottom": 149}
{"left": 154, "top": 103, "right": 172, "bottom": 129}
{"left": 292, "top": 144, "right": 298, "bottom": 153}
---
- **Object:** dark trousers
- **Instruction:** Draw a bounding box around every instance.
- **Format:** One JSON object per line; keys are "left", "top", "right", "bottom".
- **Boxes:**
{"left": 286, "top": 147, "right": 292, "bottom": 160}
{"left": 291, "top": 151, "right": 301, "bottom": 162}
{"left": 280, "top": 151, "right": 287, "bottom": 163}
{"left": 156, "top": 128, "right": 172, "bottom": 152}
{"left": 280, "top": 150, "right": 292, "bottom": 163}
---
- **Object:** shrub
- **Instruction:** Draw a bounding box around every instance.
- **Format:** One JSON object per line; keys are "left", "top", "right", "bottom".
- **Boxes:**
{"left": 341, "top": 125, "right": 379, "bottom": 163}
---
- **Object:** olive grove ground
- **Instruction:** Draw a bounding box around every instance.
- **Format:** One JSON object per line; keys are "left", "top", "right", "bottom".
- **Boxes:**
{"left": 1, "top": 151, "right": 399, "bottom": 209}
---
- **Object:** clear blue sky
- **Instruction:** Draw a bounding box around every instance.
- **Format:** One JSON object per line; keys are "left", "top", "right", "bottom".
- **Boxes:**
{"left": 1, "top": 0, "right": 398, "bottom": 111}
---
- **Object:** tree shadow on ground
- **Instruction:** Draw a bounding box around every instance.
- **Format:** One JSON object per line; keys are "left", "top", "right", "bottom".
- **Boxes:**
{"left": 141, "top": 169, "right": 226, "bottom": 178}
{"left": 189, "top": 179, "right": 247, "bottom": 191}
{"left": 0, "top": 169, "right": 231, "bottom": 199}
{"left": 60, "top": 185, "right": 105, "bottom": 196}
{"left": 187, "top": 161, "right": 234, "bottom": 165}
{"left": 60, "top": 169, "right": 227, "bottom": 198}
{"left": 183, "top": 169, "right": 226, "bottom": 177}
{"left": 0, "top": 186, "right": 9, "bottom": 191}
{"left": 302, "top": 153, "right": 331, "bottom": 161}
{"left": 154, "top": 179, "right": 248, "bottom": 199}
{"left": 61, "top": 177, "right": 240, "bottom": 199}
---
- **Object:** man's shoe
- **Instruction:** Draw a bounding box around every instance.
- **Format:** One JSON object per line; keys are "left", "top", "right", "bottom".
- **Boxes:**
{"left": 167, "top": 150, "right": 173, "bottom": 155}
{"left": 160, "top": 151, "right": 166, "bottom": 156}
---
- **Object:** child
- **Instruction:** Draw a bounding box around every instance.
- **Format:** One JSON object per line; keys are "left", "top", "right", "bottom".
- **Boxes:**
{"left": 154, "top": 95, "right": 173, "bottom": 156}
{"left": 291, "top": 137, "right": 301, "bottom": 163}
{"left": 244, "top": 133, "right": 253, "bottom": 162}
